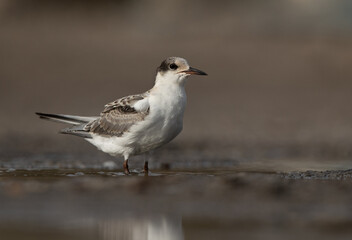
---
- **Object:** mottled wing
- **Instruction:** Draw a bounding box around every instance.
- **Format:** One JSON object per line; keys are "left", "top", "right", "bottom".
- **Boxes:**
{"left": 87, "top": 93, "right": 150, "bottom": 137}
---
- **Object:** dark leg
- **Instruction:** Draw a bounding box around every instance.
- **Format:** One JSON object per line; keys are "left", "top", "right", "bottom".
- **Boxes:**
{"left": 123, "top": 159, "right": 130, "bottom": 175}
{"left": 143, "top": 161, "right": 149, "bottom": 173}
{"left": 143, "top": 151, "right": 152, "bottom": 174}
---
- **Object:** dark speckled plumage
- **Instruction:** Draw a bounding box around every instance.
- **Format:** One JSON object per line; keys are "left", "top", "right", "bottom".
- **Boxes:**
{"left": 87, "top": 92, "right": 150, "bottom": 137}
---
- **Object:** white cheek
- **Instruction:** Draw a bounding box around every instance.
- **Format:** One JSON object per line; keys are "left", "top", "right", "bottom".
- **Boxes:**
{"left": 155, "top": 71, "right": 189, "bottom": 87}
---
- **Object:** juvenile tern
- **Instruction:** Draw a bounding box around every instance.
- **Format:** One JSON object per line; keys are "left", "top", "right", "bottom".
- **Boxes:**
{"left": 36, "top": 57, "right": 207, "bottom": 174}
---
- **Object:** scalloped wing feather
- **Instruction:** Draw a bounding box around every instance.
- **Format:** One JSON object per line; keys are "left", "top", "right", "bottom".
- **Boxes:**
{"left": 87, "top": 92, "right": 150, "bottom": 137}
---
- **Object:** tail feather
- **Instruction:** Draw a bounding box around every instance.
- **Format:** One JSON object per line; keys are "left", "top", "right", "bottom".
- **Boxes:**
{"left": 35, "top": 112, "right": 97, "bottom": 125}
{"left": 36, "top": 112, "right": 97, "bottom": 138}
{"left": 60, "top": 124, "right": 92, "bottom": 138}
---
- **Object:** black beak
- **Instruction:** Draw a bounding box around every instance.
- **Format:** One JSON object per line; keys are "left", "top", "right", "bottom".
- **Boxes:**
{"left": 182, "top": 67, "right": 207, "bottom": 75}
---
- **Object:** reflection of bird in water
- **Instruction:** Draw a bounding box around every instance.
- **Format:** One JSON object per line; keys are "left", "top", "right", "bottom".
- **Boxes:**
{"left": 36, "top": 57, "right": 207, "bottom": 174}
{"left": 99, "top": 215, "right": 184, "bottom": 240}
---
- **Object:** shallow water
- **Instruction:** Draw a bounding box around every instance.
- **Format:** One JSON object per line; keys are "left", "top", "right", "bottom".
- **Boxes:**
{"left": 1, "top": 167, "right": 352, "bottom": 240}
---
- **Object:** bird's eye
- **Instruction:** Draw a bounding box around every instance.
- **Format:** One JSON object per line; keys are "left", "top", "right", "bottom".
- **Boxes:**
{"left": 169, "top": 63, "right": 178, "bottom": 70}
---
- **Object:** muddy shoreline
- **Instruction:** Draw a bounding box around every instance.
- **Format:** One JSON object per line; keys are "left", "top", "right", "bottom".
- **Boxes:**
{"left": 1, "top": 167, "right": 352, "bottom": 240}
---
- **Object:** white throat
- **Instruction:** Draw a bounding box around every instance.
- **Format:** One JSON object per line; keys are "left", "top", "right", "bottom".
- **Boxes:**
{"left": 154, "top": 72, "right": 189, "bottom": 88}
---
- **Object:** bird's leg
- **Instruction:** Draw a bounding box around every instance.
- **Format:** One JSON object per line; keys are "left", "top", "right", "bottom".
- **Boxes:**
{"left": 143, "top": 161, "right": 149, "bottom": 173}
{"left": 143, "top": 151, "right": 152, "bottom": 174}
{"left": 123, "top": 159, "right": 130, "bottom": 175}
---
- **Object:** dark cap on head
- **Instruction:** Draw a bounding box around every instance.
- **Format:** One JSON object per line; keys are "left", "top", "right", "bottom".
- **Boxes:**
{"left": 157, "top": 57, "right": 178, "bottom": 73}
{"left": 156, "top": 57, "right": 207, "bottom": 76}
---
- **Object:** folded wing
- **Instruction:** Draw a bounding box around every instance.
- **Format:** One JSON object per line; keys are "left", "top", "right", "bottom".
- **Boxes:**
{"left": 86, "top": 92, "right": 150, "bottom": 137}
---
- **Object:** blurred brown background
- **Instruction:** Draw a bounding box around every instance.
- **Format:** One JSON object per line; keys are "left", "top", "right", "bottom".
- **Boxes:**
{"left": 1, "top": 0, "right": 352, "bottom": 169}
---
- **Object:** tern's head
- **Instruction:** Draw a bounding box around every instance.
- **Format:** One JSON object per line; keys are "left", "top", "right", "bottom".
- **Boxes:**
{"left": 155, "top": 57, "right": 207, "bottom": 86}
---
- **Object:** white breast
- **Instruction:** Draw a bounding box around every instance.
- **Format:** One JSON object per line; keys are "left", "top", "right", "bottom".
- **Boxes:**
{"left": 128, "top": 84, "right": 187, "bottom": 154}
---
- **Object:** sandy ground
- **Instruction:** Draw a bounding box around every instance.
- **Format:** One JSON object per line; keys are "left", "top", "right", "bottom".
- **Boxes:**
{"left": 1, "top": 1, "right": 352, "bottom": 239}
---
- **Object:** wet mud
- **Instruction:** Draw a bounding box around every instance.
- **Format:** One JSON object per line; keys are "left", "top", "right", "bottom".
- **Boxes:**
{"left": 1, "top": 166, "right": 352, "bottom": 240}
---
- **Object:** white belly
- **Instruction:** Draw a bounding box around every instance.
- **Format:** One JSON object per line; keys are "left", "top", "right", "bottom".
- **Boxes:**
{"left": 87, "top": 86, "right": 187, "bottom": 158}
